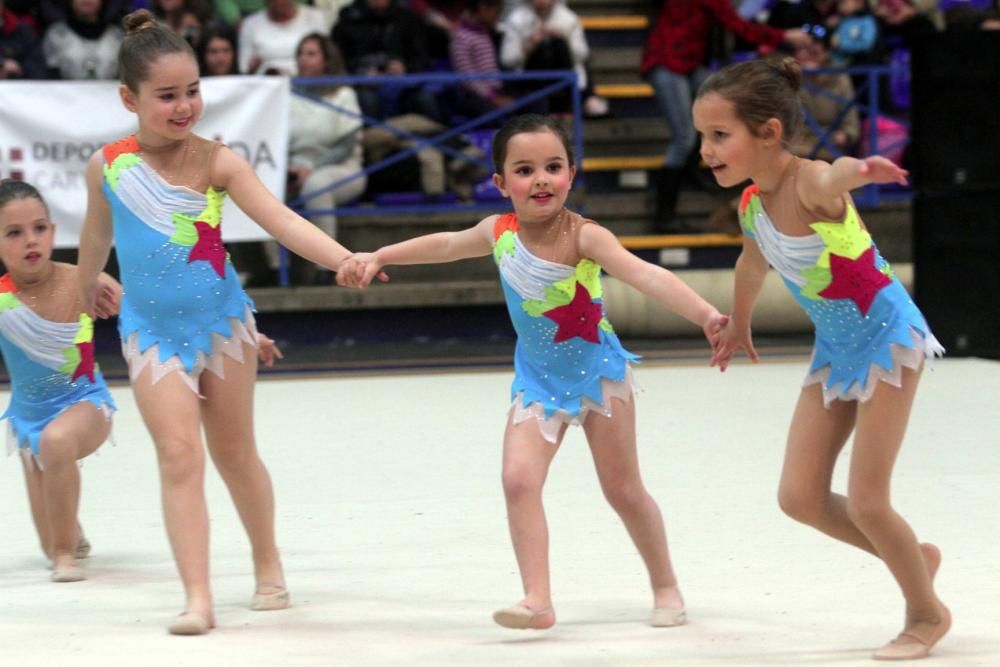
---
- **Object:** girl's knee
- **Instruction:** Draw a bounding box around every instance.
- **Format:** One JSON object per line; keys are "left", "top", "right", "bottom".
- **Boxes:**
{"left": 602, "top": 479, "right": 646, "bottom": 513}
{"left": 777, "top": 485, "right": 825, "bottom": 525}
{"left": 211, "top": 444, "right": 260, "bottom": 478}
{"left": 501, "top": 466, "right": 543, "bottom": 501}
{"left": 845, "top": 492, "right": 893, "bottom": 526}
{"left": 38, "top": 431, "right": 79, "bottom": 469}
{"left": 156, "top": 437, "right": 204, "bottom": 482}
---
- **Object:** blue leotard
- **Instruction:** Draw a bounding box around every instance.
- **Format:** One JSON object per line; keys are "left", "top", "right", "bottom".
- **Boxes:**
{"left": 739, "top": 184, "right": 943, "bottom": 404}
{"left": 0, "top": 274, "right": 115, "bottom": 458}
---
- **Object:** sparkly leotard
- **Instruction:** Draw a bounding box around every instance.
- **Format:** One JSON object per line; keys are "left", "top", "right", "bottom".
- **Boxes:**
{"left": 493, "top": 213, "right": 639, "bottom": 443}
{"left": 739, "top": 184, "right": 943, "bottom": 405}
{"left": 101, "top": 135, "right": 257, "bottom": 394}
{"left": 0, "top": 274, "right": 115, "bottom": 463}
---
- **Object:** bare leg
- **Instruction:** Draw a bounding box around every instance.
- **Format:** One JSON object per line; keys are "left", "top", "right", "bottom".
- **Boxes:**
{"left": 495, "top": 413, "right": 562, "bottom": 628}
{"left": 777, "top": 384, "right": 876, "bottom": 551}
{"left": 847, "top": 368, "right": 949, "bottom": 655}
{"left": 21, "top": 456, "right": 50, "bottom": 559}
{"left": 131, "top": 367, "right": 214, "bottom": 626}
{"left": 582, "top": 396, "right": 683, "bottom": 617}
{"left": 37, "top": 403, "right": 109, "bottom": 577}
{"left": 200, "top": 343, "right": 286, "bottom": 606}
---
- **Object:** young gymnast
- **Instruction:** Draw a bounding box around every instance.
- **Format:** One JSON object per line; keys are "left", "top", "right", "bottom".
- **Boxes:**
{"left": 339, "top": 114, "right": 727, "bottom": 630}
{"left": 0, "top": 180, "right": 120, "bottom": 583}
{"left": 697, "top": 58, "right": 949, "bottom": 660}
{"left": 76, "top": 9, "right": 366, "bottom": 635}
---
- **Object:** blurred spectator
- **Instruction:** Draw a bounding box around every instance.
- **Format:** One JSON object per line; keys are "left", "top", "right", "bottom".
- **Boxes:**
{"left": 640, "top": 0, "right": 809, "bottom": 232}
{"left": 409, "top": 0, "right": 466, "bottom": 59}
{"left": 874, "top": 0, "right": 938, "bottom": 46}
{"left": 239, "top": 0, "right": 330, "bottom": 74}
{"left": 791, "top": 33, "right": 860, "bottom": 160}
{"left": 500, "top": 0, "right": 608, "bottom": 116}
{"left": 153, "top": 0, "right": 214, "bottom": 46}
{"left": 333, "top": 0, "right": 442, "bottom": 121}
{"left": 828, "top": 0, "right": 883, "bottom": 66}
{"left": 197, "top": 24, "right": 239, "bottom": 75}
{"left": 213, "top": 0, "right": 266, "bottom": 26}
{"left": 272, "top": 33, "right": 366, "bottom": 284}
{"left": 42, "top": 0, "right": 123, "bottom": 80}
{"left": 449, "top": 0, "right": 514, "bottom": 118}
{"left": 38, "top": 0, "right": 129, "bottom": 29}
{"left": 3, "top": 1, "right": 39, "bottom": 31}
{"left": 0, "top": 0, "right": 45, "bottom": 79}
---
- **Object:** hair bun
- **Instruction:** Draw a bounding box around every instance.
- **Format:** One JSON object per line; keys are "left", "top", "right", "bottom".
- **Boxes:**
{"left": 122, "top": 9, "right": 157, "bottom": 35}
{"left": 777, "top": 56, "right": 802, "bottom": 92}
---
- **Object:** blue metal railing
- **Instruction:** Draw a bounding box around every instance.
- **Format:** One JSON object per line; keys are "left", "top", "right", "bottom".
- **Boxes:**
{"left": 277, "top": 70, "right": 581, "bottom": 285}
{"left": 799, "top": 62, "right": 912, "bottom": 208}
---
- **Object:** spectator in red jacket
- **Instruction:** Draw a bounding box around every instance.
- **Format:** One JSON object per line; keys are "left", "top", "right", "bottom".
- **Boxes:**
{"left": 0, "top": 0, "right": 44, "bottom": 79}
{"left": 641, "top": 0, "right": 808, "bottom": 232}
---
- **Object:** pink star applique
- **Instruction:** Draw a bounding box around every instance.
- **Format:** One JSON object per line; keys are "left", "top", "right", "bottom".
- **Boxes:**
{"left": 818, "top": 246, "right": 891, "bottom": 316}
{"left": 188, "top": 221, "right": 226, "bottom": 278}
{"left": 71, "top": 341, "right": 96, "bottom": 383}
{"left": 543, "top": 282, "right": 603, "bottom": 344}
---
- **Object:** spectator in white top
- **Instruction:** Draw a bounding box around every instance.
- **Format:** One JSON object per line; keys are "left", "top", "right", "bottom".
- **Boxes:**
{"left": 42, "top": 0, "right": 123, "bottom": 80}
{"left": 499, "top": 0, "right": 607, "bottom": 115}
{"left": 277, "top": 32, "right": 366, "bottom": 284}
{"left": 238, "top": 0, "right": 330, "bottom": 75}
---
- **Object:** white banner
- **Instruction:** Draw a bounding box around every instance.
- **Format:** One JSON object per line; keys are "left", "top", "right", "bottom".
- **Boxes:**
{"left": 0, "top": 76, "right": 289, "bottom": 246}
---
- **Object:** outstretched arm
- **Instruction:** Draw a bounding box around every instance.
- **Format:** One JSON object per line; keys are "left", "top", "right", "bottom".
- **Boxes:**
{"left": 712, "top": 234, "right": 769, "bottom": 371}
{"left": 579, "top": 224, "right": 726, "bottom": 344}
{"left": 214, "top": 146, "right": 358, "bottom": 275}
{"left": 78, "top": 152, "right": 114, "bottom": 318}
{"left": 799, "top": 155, "right": 909, "bottom": 215}
{"left": 340, "top": 217, "right": 496, "bottom": 288}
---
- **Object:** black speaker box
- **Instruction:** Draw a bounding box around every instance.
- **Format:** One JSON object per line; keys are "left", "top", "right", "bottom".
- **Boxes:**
{"left": 913, "top": 189, "right": 1000, "bottom": 357}
{"left": 911, "top": 32, "right": 1000, "bottom": 192}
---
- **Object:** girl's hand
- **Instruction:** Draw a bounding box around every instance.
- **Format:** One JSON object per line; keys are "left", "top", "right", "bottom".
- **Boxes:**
{"left": 701, "top": 310, "right": 730, "bottom": 351}
{"left": 336, "top": 252, "right": 388, "bottom": 289}
{"left": 710, "top": 318, "right": 759, "bottom": 372}
{"left": 858, "top": 156, "right": 909, "bottom": 186}
{"left": 93, "top": 275, "right": 123, "bottom": 319}
{"left": 257, "top": 334, "right": 284, "bottom": 367}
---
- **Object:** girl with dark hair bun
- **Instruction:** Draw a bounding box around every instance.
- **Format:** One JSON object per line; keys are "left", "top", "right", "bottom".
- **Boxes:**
{"left": 77, "top": 9, "right": 371, "bottom": 636}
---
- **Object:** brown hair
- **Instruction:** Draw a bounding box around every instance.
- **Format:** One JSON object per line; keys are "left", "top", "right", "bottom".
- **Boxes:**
{"left": 295, "top": 33, "right": 347, "bottom": 95}
{"left": 0, "top": 180, "right": 48, "bottom": 216}
{"left": 491, "top": 114, "right": 575, "bottom": 174}
{"left": 696, "top": 57, "right": 804, "bottom": 145}
{"left": 119, "top": 9, "right": 196, "bottom": 92}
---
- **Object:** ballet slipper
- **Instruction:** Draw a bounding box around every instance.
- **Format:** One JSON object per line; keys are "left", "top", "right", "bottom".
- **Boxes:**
{"left": 250, "top": 584, "right": 290, "bottom": 611}
{"left": 873, "top": 604, "right": 951, "bottom": 661}
{"left": 649, "top": 606, "right": 687, "bottom": 627}
{"left": 51, "top": 562, "right": 85, "bottom": 583}
{"left": 492, "top": 603, "right": 555, "bottom": 630}
{"left": 167, "top": 611, "right": 214, "bottom": 636}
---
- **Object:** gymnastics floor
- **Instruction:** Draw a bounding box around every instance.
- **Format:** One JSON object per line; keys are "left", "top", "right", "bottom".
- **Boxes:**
{"left": 1, "top": 355, "right": 997, "bottom": 666}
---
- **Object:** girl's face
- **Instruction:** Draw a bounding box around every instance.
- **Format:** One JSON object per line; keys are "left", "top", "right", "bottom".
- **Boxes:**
{"left": 122, "top": 52, "right": 203, "bottom": 145}
{"left": 204, "top": 36, "right": 235, "bottom": 75}
{"left": 493, "top": 130, "right": 575, "bottom": 222}
{"left": 296, "top": 39, "right": 326, "bottom": 77}
{"left": 693, "top": 92, "right": 769, "bottom": 188}
{"left": 0, "top": 198, "right": 54, "bottom": 277}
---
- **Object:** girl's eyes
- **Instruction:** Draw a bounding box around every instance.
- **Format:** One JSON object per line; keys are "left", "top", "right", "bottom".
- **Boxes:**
{"left": 5, "top": 230, "right": 19, "bottom": 238}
